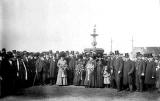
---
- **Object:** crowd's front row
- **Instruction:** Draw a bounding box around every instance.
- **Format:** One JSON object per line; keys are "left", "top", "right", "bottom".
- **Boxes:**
{"left": 0, "top": 49, "right": 160, "bottom": 97}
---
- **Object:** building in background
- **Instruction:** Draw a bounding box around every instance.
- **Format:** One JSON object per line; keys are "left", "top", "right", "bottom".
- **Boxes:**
{"left": 131, "top": 47, "right": 160, "bottom": 58}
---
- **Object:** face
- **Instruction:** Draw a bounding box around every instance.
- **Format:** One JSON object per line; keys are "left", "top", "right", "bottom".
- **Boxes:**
{"left": 40, "top": 57, "right": 44, "bottom": 60}
{"left": 138, "top": 56, "right": 142, "bottom": 60}
{"left": 89, "top": 57, "right": 93, "bottom": 60}
{"left": 149, "top": 58, "right": 153, "bottom": 61}
{"left": 49, "top": 55, "right": 52, "bottom": 58}
{"left": 52, "top": 56, "right": 55, "bottom": 60}
{"left": 125, "top": 57, "right": 129, "bottom": 61}
{"left": 155, "top": 59, "right": 158, "bottom": 63}
{"left": 46, "top": 55, "right": 49, "bottom": 59}
{"left": 116, "top": 55, "right": 119, "bottom": 58}
{"left": 13, "top": 54, "right": 16, "bottom": 58}
{"left": 61, "top": 57, "right": 64, "bottom": 60}
{"left": 33, "top": 57, "right": 37, "bottom": 59}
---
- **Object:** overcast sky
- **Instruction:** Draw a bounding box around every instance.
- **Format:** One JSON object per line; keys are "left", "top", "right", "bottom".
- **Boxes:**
{"left": 1, "top": 0, "right": 160, "bottom": 53}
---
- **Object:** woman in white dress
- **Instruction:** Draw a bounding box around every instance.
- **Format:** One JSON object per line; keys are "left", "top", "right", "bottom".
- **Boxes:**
{"left": 56, "top": 53, "right": 68, "bottom": 86}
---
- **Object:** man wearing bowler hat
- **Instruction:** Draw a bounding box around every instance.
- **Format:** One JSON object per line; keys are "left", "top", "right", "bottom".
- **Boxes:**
{"left": 135, "top": 52, "right": 145, "bottom": 92}
{"left": 144, "top": 53, "right": 156, "bottom": 91}
{"left": 113, "top": 50, "right": 124, "bottom": 92}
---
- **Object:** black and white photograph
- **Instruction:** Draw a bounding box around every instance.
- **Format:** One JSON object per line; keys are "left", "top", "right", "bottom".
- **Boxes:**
{"left": 0, "top": 0, "right": 160, "bottom": 101}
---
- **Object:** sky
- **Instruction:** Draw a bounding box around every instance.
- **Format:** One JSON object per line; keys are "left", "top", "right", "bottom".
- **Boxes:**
{"left": 0, "top": 0, "right": 160, "bottom": 53}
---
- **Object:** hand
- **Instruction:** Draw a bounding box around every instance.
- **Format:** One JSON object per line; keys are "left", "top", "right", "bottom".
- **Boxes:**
{"left": 152, "top": 76, "right": 155, "bottom": 79}
{"left": 128, "top": 73, "right": 131, "bottom": 75}
{"left": 0, "top": 76, "right": 2, "bottom": 80}
{"left": 118, "top": 71, "right": 121, "bottom": 74}
{"left": 141, "top": 73, "right": 144, "bottom": 76}
{"left": 111, "top": 70, "right": 113, "bottom": 74}
{"left": 17, "top": 73, "right": 19, "bottom": 77}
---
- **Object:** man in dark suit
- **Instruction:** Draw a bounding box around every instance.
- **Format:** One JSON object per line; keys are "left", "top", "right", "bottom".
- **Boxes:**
{"left": 35, "top": 54, "right": 43, "bottom": 85}
{"left": 109, "top": 53, "right": 117, "bottom": 88}
{"left": 123, "top": 53, "right": 135, "bottom": 91}
{"left": 144, "top": 53, "right": 156, "bottom": 91}
{"left": 135, "top": 52, "right": 146, "bottom": 92}
{"left": 113, "top": 50, "right": 124, "bottom": 92}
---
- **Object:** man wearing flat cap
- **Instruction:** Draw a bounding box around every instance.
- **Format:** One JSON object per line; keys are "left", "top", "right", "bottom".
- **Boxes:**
{"left": 113, "top": 50, "right": 124, "bottom": 92}
{"left": 123, "top": 53, "right": 135, "bottom": 91}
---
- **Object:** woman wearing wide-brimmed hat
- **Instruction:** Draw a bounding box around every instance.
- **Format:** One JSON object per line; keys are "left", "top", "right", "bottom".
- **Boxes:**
{"left": 56, "top": 52, "right": 68, "bottom": 86}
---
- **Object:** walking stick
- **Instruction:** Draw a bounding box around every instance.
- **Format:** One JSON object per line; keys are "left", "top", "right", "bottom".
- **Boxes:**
{"left": 33, "top": 71, "right": 37, "bottom": 86}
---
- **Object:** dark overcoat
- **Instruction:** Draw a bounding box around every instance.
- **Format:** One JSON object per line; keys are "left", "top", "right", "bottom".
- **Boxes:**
{"left": 95, "top": 59, "right": 104, "bottom": 88}
{"left": 49, "top": 58, "right": 57, "bottom": 78}
{"left": 123, "top": 59, "right": 135, "bottom": 85}
{"left": 145, "top": 60, "right": 156, "bottom": 85}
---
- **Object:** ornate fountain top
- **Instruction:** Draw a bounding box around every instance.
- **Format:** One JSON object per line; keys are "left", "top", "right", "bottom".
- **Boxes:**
{"left": 91, "top": 25, "right": 98, "bottom": 48}
{"left": 84, "top": 25, "right": 104, "bottom": 54}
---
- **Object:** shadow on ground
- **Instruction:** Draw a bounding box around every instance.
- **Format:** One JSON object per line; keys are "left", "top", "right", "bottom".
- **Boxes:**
{"left": 1, "top": 85, "right": 160, "bottom": 101}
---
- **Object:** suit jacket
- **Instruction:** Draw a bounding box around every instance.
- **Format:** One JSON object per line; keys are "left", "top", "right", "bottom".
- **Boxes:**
{"left": 114, "top": 57, "right": 123, "bottom": 73}
{"left": 135, "top": 59, "right": 145, "bottom": 75}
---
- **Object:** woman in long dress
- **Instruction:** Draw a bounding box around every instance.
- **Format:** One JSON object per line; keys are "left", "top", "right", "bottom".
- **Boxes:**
{"left": 73, "top": 55, "right": 85, "bottom": 86}
{"left": 84, "top": 55, "right": 96, "bottom": 88}
{"left": 56, "top": 53, "right": 68, "bottom": 86}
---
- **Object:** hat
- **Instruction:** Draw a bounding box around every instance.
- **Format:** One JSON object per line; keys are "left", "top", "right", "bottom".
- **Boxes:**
{"left": 59, "top": 52, "right": 66, "bottom": 58}
{"left": 34, "top": 52, "right": 40, "bottom": 57}
{"left": 148, "top": 53, "right": 153, "bottom": 58}
{"left": 91, "top": 53, "right": 97, "bottom": 59}
{"left": 16, "top": 51, "right": 23, "bottom": 58}
{"left": 7, "top": 51, "right": 13, "bottom": 58}
{"left": 78, "top": 54, "right": 83, "bottom": 59}
{"left": 143, "top": 53, "right": 148, "bottom": 57}
{"left": 115, "top": 50, "right": 119, "bottom": 55}
{"left": 12, "top": 50, "right": 17, "bottom": 54}
{"left": 56, "top": 51, "right": 59, "bottom": 54}
{"left": 109, "top": 52, "right": 114, "bottom": 56}
{"left": 97, "top": 53, "right": 102, "bottom": 58}
{"left": 125, "top": 53, "right": 129, "bottom": 58}
{"left": 39, "top": 53, "right": 44, "bottom": 57}
{"left": 136, "top": 52, "right": 142, "bottom": 57}
{"left": 2, "top": 48, "right": 6, "bottom": 52}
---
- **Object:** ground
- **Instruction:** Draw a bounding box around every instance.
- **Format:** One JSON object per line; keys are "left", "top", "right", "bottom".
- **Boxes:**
{"left": 1, "top": 85, "right": 160, "bottom": 101}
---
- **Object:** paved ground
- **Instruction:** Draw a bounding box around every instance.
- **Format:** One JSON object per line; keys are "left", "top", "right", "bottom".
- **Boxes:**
{"left": 1, "top": 85, "right": 160, "bottom": 101}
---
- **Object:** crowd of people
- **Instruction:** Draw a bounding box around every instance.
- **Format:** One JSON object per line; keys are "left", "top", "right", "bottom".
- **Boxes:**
{"left": 0, "top": 48, "right": 160, "bottom": 97}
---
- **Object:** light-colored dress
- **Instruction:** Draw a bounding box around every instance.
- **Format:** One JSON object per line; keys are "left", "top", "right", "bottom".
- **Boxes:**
{"left": 103, "top": 66, "right": 111, "bottom": 84}
{"left": 56, "top": 59, "right": 68, "bottom": 85}
{"left": 84, "top": 60, "right": 96, "bottom": 87}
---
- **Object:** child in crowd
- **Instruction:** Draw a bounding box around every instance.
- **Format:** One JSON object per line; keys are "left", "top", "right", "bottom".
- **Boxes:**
{"left": 103, "top": 66, "right": 111, "bottom": 88}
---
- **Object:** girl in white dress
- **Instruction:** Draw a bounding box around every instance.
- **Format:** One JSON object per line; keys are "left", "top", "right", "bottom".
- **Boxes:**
{"left": 103, "top": 66, "right": 111, "bottom": 88}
